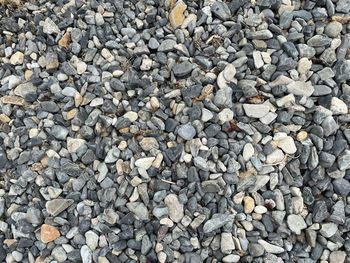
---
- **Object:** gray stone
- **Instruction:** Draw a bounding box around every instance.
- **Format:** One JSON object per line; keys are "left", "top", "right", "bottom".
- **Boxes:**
{"left": 287, "top": 214, "right": 307, "bottom": 234}
{"left": 164, "top": 194, "right": 184, "bottom": 223}
{"left": 178, "top": 123, "right": 196, "bottom": 140}
{"left": 126, "top": 202, "right": 149, "bottom": 221}
{"left": 46, "top": 199, "right": 74, "bottom": 216}
{"left": 203, "top": 214, "right": 234, "bottom": 233}
{"left": 332, "top": 178, "right": 350, "bottom": 196}
{"left": 158, "top": 39, "right": 177, "bottom": 52}
{"left": 211, "top": 2, "right": 231, "bottom": 21}
{"left": 173, "top": 62, "right": 193, "bottom": 77}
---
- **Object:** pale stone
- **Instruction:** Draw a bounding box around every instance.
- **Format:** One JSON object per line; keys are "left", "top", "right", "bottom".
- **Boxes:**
{"left": 10, "top": 51, "right": 24, "bottom": 65}
{"left": 67, "top": 138, "right": 86, "bottom": 153}
{"left": 287, "top": 81, "right": 314, "bottom": 97}
{"left": 243, "top": 143, "right": 254, "bottom": 161}
{"left": 243, "top": 104, "right": 270, "bottom": 118}
{"left": 217, "top": 108, "right": 233, "bottom": 124}
{"left": 276, "top": 136, "right": 297, "bottom": 154}
{"left": 297, "top": 57, "right": 312, "bottom": 75}
{"left": 169, "top": 1, "right": 187, "bottom": 28}
{"left": 266, "top": 149, "right": 285, "bottom": 164}
{"left": 243, "top": 196, "right": 255, "bottom": 214}
{"left": 135, "top": 157, "right": 155, "bottom": 169}
{"left": 164, "top": 194, "right": 184, "bottom": 223}
{"left": 330, "top": 97, "right": 348, "bottom": 115}
{"left": 123, "top": 111, "right": 138, "bottom": 122}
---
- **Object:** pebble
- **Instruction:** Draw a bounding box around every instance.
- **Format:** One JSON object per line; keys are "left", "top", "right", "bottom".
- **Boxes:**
{"left": 243, "top": 104, "right": 270, "bottom": 118}
{"left": 178, "top": 123, "right": 196, "bottom": 140}
{"left": 287, "top": 214, "right": 307, "bottom": 234}
{"left": 135, "top": 157, "right": 155, "bottom": 170}
{"left": 164, "top": 194, "right": 184, "bottom": 223}
{"left": 258, "top": 239, "right": 284, "bottom": 254}
{"left": 169, "top": 1, "right": 187, "bottom": 28}
{"left": 10, "top": 51, "right": 24, "bottom": 65}
{"left": 41, "top": 224, "right": 60, "bottom": 243}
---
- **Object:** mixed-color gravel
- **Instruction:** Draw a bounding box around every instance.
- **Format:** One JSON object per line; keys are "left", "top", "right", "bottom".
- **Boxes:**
{"left": 0, "top": 0, "right": 350, "bottom": 262}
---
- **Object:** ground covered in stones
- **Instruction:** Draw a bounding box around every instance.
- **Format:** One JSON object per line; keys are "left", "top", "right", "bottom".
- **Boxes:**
{"left": 0, "top": 0, "right": 350, "bottom": 262}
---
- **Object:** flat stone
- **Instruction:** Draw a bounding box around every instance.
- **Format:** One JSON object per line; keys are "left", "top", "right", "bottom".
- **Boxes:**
{"left": 266, "top": 149, "right": 285, "bottom": 164}
{"left": 14, "top": 82, "right": 37, "bottom": 98}
{"left": 287, "top": 81, "right": 314, "bottom": 97}
{"left": 243, "top": 143, "right": 254, "bottom": 161}
{"left": 329, "top": 251, "right": 346, "bottom": 263}
{"left": 178, "top": 123, "right": 196, "bottom": 140}
{"left": 158, "top": 39, "right": 177, "bottom": 52}
{"left": 338, "top": 150, "right": 350, "bottom": 171}
{"left": 287, "top": 214, "right": 307, "bottom": 234}
{"left": 169, "top": 1, "right": 187, "bottom": 28}
{"left": 58, "top": 32, "right": 71, "bottom": 48}
{"left": 243, "top": 104, "right": 270, "bottom": 118}
{"left": 324, "top": 21, "right": 343, "bottom": 38}
{"left": 203, "top": 214, "right": 234, "bottom": 233}
{"left": 222, "top": 64, "right": 236, "bottom": 82}
{"left": 258, "top": 240, "right": 284, "bottom": 254}
{"left": 1, "top": 96, "right": 24, "bottom": 106}
{"left": 164, "top": 194, "right": 184, "bottom": 223}
{"left": 217, "top": 108, "right": 233, "bottom": 124}
{"left": 135, "top": 157, "right": 155, "bottom": 170}
{"left": 80, "top": 245, "right": 92, "bottom": 263}
{"left": 221, "top": 233, "right": 235, "bottom": 254}
{"left": 243, "top": 196, "right": 255, "bottom": 214}
{"left": 173, "top": 62, "right": 193, "bottom": 77}
{"left": 333, "top": 178, "right": 350, "bottom": 196}
{"left": 46, "top": 199, "right": 74, "bottom": 216}
{"left": 41, "top": 224, "right": 60, "bottom": 243}
{"left": 193, "top": 156, "right": 209, "bottom": 171}
{"left": 85, "top": 230, "right": 99, "bottom": 250}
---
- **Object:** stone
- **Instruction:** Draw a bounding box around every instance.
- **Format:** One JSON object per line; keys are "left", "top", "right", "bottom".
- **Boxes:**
{"left": 276, "top": 136, "right": 297, "bottom": 154}
{"left": 51, "top": 125, "right": 69, "bottom": 140}
{"left": 211, "top": 2, "right": 231, "bottom": 21}
{"left": 41, "top": 224, "right": 60, "bottom": 243}
{"left": 320, "top": 223, "right": 338, "bottom": 238}
{"left": 330, "top": 97, "right": 348, "bottom": 114}
{"left": 178, "top": 123, "right": 196, "bottom": 140}
{"left": 322, "top": 116, "right": 338, "bottom": 137}
{"left": 10, "top": 51, "right": 24, "bottom": 65}
{"left": 1, "top": 96, "right": 24, "bottom": 106}
{"left": 46, "top": 199, "right": 74, "bottom": 216}
{"left": 243, "top": 143, "right": 254, "bottom": 161}
{"left": 80, "top": 245, "right": 92, "bottom": 263}
{"left": 14, "top": 82, "right": 37, "bottom": 98}
{"left": 203, "top": 214, "right": 234, "bottom": 233}
{"left": 222, "top": 64, "right": 236, "bottom": 82}
{"left": 169, "top": 1, "right": 187, "bottom": 28}
{"left": 287, "top": 214, "right": 307, "bottom": 234}
{"left": 329, "top": 251, "right": 346, "bottom": 263}
{"left": 249, "top": 243, "right": 264, "bottom": 257}
{"left": 42, "top": 18, "right": 60, "bottom": 35}
{"left": 164, "top": 194, "right": 184, "bottom": 223}
{"left": 297, "top": 58, "right": 312, "bottom": 75}
{"left": 58, "top": 32, "right": 71, "bottom": 48}
{"left": 324, "top": 21, "right": 342, "bottom": 38}
{"left": 258, "top": 240, "right": 284, "bottom": 254}
{"left": 158, "top": 39, "right": 177, "bottom": 52}
{"left": 222, "top": 255, "right": 240, "bottom": 263}
{"left": 67, "top": 138, "right": 86, "bottom": 153}
{"left": 217, "top": 108, "right": 233, "bottom": 124}
{"left": 332, "top": 178, "right": 350, "bottom": 196}
{"left": 313, "top": 201, "right": 329, "bottom": 223}
{"left": 173, "top": 62, "right": 193, "bottom": 77}
{"left": 266, "top": 149, "right": 285, "bottom": 164}
{"left": 126, "top": 202, "right": 149, "bottom": 221}
{"left": 193, "top": 156, "right": 209, "bottom": 171}
{"left": 338, "top": 150, "right": 350, "bottom": 170}
{"left": 243, "top": 196, "right": 255, "bottom": 214}
{"left": 221, "top": 233, "right": 235, "bottom": 254}
{"left": 135, "top": 157, "right": 155, "bottom": 170}
{"left": 253, "top": 51, "right": 264, "bottom": 69}
{"left": 287, "top": 81, "right": 314, "bottom": 97}
{"left": 243, "top": 104, "right": 270, "bottom": 118}
{"left": 85, "top": 230, "right": 99, "bottom": 251}
{"left": 140, "top": 138, "right": 159, "bottom": 151}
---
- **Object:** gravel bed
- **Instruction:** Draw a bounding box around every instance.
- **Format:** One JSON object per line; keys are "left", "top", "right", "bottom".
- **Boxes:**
{"left": 0, "top": 0, "right": 350, "bottom": 262}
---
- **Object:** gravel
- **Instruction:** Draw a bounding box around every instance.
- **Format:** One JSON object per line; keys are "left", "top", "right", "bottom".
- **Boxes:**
{"left": 0, "top": 0, "right": 349, "bottom": 262}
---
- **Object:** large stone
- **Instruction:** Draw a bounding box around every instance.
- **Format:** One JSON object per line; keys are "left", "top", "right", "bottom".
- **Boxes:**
{"left": 42, "top": 18, "right": 61, "bottom": 35}
{"left": 46, "top": 199, "right": 74, "bottom": 216}
{"left": 126, "top": 202, "right": 150, "bottom": 221}
{"left": 169, "top": 1, "right": 187, "bottom": 28}
{"left": 10, "top": 51, "right": 24, "bottom": 65}
{"left": 14, "top": 82, "right": 37, "bottom": 98}
{"left": 203, "top": 214, "right": 234, "bottom": 233}
{"left": 67, "top": 138, "right": 86, "bottom": 153}
{"left": 258, "top": 240, "right": 284, "bottom": 254}
{"left": 287, "top": 214, "right": 307, "bottom": 234}
{"left": 135, "top": 157, "right": 155, "bottom": 169}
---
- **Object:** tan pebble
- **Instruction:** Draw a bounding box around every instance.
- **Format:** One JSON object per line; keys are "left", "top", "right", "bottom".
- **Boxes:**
{"left": 243, "top": 196, "right": 255, "bottom": 214}
{"left": 58, "top": 32, "right": 71, "bottom": 48}
{"left": 10, "top": 51, "right": 24, "bottom": 65}
{"left": 297, "top": 131, "right": 308, "bottom": 141}
{"left": 0, "top": 114, "right": 11, "bottom": 123}
{"left": 169, "top": 1, "right": 187, "bottom": 28}
{"left": 41, "top": 224, "right": 60, "bottom": 243}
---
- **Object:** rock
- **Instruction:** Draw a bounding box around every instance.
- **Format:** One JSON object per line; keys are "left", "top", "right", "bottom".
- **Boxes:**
{"left": 140, "top": 137, "right": 159, "bottom": 151}
{"left": 330, "top": 97, "right": 348, "bottom": 114}
{"left": 243, "top": 143, "right": 254, "bottom": 161}
{"left": 164, "top": 194, "right": 184, "bottom": 223}
{"left": 313, "top": 201, "right": 329, "bottom": 223}
{"left": 320, "top": 223, "right": 338, "bottom": 238}
{"left": 10, "top": 51, "right": 24, "bottom": 65}
{"left": 287, "top": 214, "right": 307, "bottom": 234}
{"left": 126, "top": 202, "right": 149, "bottom": 221}
{"left": 46, "top": 199, "right": 74, "bottom": 216}
{"left": 287, "top": 81, "right": 314, "bottom": 97}
{"left": 217, "top": 108, "right": 233, "bottom": 124}
{"left": 203, "top": 214, "right": 234, "bottom": 233}
{"left": 222, "top": 64, "right": 236, "bottom": 82}
{"left": 158, "top": 39, "right": 177, "bottom": 52}
{"left": 58, "top": 32, "right": 71, "bottom": 48}
{"left": 14, "top": 82, "right": 37, "bottom": 98}
{"left": 322, "top": 116, "right": 338, "bottom": 137}
{"left": 222, "top": 255, "right": 240, "bottom": 263}
{"left": 169, "top": 1, "right": 187, "bottom": 28}
{"left": 41, "top": 224, "right": 60, "bottom": 243}
{"left": 193, "top": 156, "right": 209, "bottom": 171}
{"left": 324, "top": 21, "right": 343, "bottom": 38}
{"left": 42, "top": 18, "right": 60, "bottom": 34}
{"left": 329, "top": 251, "right": 346, "bottom": 263}
{"left": 173, "top": 62, "right": 193, "bottom": 77}
{"left": 243, "top": 104, "right": 270, "bottom": 118}
{"left": 211, "top": 2, "right": 231, "bottom": 21}
{"left": 243, "top": 196, "right": 255, "bottom": 214}
{"left": 332, "top": 178, "right": 350, "bottom": 196}
{"left": 297, "top": 57, "right": 312, "bottom": 75}
{"left": 51, "top": 125, "right": 69, "bottom": 140}
{"left": 221, "top": 233, "right": 235, "bottom": 254}
{"left": 80, "top": 245, "right": 92, "bottom": 263}
{"left": 258, "top": 240, "right": 284, "bottom": 254}
{"left": 85, "top": 230, "right": 99, "bottom": 250}
{"left": 248, "top": 243, "right": 265, "bottom": 257}
{"left": 178, "top": 123, "right": 196, "bottom": 140}
{"left": 67, "top": 138, "right": 86, "bottom": 153}
{"left": 338, "top": 150, "right": 350, "bottom": 170}
{"left": 276, "top": 136, "right": 297, "bottom": 154}
{"left": 135, "top": 157, "right": 155, "bottom": 169}
{"left": 266, "top": 149, "right": 285, "bottom": 164}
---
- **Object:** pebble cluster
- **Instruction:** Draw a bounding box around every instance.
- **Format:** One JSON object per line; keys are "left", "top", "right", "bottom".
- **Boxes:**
{"left": 0, "top": 0, "right": 350, "bottom": 262}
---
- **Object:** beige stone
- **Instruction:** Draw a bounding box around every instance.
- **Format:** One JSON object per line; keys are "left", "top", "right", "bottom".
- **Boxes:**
{"left": 2, "top": 95, "right": 24, "bottom": 106}
{"left": 169, "top": 1, "right": 187, "bottom": 28}
{"left": 243, "top": 196, "right": 255, "bottom": 214}
{"left": 10, "top": 51, "right": 24, "bottom": 65}
{"left": 58, "top": 32, "right": 71, "bottom": 48}
{"left": 41, "top": 224, "right": 60, "bottom": 243}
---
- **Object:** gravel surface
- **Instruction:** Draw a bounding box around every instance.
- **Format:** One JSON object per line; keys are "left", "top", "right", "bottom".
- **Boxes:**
{"left": 0, "top": 0, "right": 350, "bottom": 262}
